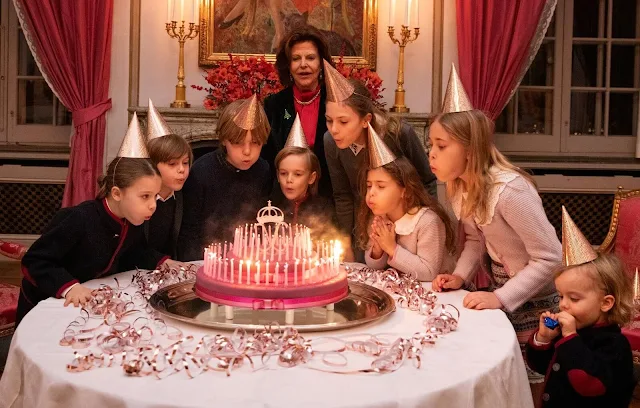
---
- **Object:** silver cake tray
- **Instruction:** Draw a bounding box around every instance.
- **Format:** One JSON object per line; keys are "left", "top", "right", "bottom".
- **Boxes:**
{"left": 149, "top": 280, "right": 396, "bottom": 332}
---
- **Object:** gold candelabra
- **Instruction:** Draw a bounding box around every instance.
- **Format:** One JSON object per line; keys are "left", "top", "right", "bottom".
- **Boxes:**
{"left": 165, "top": 20, "right": 200, "bottom": 108}
{"left": 387, "top": 25, "right": 420, "bottom": 113}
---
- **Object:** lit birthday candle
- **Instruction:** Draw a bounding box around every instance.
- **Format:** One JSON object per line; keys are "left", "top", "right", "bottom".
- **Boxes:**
{"left": 293, "top": 232, "right": 297, "bottom": 259}
{"left": 634, "top": 267, "right": 640, "bottom": 301}
{"left": 246, "top": 261, "right": 251, "bottom": 284}
{"left": 302, "top": 258, "right": 307, "bottom": 283}
{"left": 239, "top": 260, "right": 243, "bottom": 284}
{"left": 256, "top": 261, "right": 260, "bottom": 285}
{"left": 249, "top": 232, "right": 255, "bottom": 261}
{"left": 270, "top": 228, "right": 275, "bottom": 260}
{"left": 284, "top": 263, "right": 288, "bottom": 286}
{"left": 265, "top": 260, "right": 270, "bottom": 284}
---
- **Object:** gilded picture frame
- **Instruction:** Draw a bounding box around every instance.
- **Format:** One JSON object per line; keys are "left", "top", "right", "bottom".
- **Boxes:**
{"left": 198, "top": 0, "right": 378, "bottom": 69}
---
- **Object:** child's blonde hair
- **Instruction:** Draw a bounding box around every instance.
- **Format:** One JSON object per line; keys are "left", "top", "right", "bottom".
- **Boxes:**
{"left": 435, "top": 110, "right": 535, "bottom": 225}
{"left": 147, "top": 134, "right": 193, "bottom": 166}
{"left": 274, "top": 146, "right": 321, "bottom": 196}
{"left": 555, "top": 254, "right": 634, "bottom": 326}
{"left": 217, "top": 99, "right": 270, "bottom": 145}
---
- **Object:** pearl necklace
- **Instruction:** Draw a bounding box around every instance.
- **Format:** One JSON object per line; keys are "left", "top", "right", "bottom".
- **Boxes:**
{"left": 293, "top": 88, "right": 321, "bottom": 106}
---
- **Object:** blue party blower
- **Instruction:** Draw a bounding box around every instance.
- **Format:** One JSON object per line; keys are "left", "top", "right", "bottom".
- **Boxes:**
{"left": 544, "top": 316, "right": 559, "bottom": 329}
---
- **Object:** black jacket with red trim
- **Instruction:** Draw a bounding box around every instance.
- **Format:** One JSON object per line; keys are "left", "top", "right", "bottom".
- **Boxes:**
{"left": 17, "top": 199, "right": 167, "bottom": 325}
{"left": 525, "top": 323, "right": 634, "bottom": 407}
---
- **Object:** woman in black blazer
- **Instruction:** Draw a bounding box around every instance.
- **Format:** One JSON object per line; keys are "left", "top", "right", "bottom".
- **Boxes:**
{"left": 261, "top": 24, "right": 334, "bottom": 199}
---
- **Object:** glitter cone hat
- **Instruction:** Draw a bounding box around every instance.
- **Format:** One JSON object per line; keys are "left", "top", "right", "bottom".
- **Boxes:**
{"left": 233, "top": 94, "right": 262, "bottom": 130}
{"left": 284, "top": 113, "right": 309, "bottom": 148}
{"left": 561, "top": 206, "right": 598, "bottom": 267}
{"left": 146, "top": 99, "right": 173, "bottom": 140}
{"left": 367, "top": 123, "right": 396, "bottom": 168}
{"left": 441, "top": 63, "right": 473, "bottom": 114}
{"left": 323, "top": 59, "right": 355, "bottom": 102}
{"left": 118, "top": 112, "right": 149, "bottom": 158}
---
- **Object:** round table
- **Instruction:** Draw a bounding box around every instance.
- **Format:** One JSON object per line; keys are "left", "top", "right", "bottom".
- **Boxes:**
{"left": 0, "top": 270, "right": 533, "bottom": 408}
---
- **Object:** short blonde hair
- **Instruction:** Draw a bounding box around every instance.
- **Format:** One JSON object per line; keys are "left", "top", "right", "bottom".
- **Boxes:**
{"left": 217, "top": 99, "right": 270, "bottom": 145}
{"left": 555, "top": 254, "right": 634, "bottom": 326}
{"left": 275, "top": 146, "right": 321, "bottom": 196}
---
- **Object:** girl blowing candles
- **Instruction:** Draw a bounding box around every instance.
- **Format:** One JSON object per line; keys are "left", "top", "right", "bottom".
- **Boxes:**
{"left": 525, "top": 208, "right": 634, "bottom": 407}
{"left": 430, "top": 66, "right": 562, "bottom": 390}
{"left": 323, "top": 61, "right": 437, "bottom": 261}
{"left": 274, "top": 113, "right": 336, "bottom": 230}
{"left": 17, "top": 114, "right": 179, "bottom": 325}
{"left": 145, "top": 99, "right": 193, "bottom": 259}
{"left": 359, "top": 124, "right": 455, "bottom": 280}
{"left": 178, "top": 95, "right": 271, "bottom": 261}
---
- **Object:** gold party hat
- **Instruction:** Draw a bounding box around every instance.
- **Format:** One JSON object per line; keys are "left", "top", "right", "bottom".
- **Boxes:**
{"left": 146, "top": 99, "right": 173, "bottom": 140}
{"left": 118, "top": 112, "right": 149, "bottom": 158}
{"left": 284, "top": 113, "right": 309, "bottom": 148}
{"left": 367, "top": 123, "right": 396, "bottom": 168}
{"left": 323, "top": 59, "right": 354, "bottom": 102}
{"left": 441, "top": 63, "right": 473, "bottom": 114}
{"left": 233, "top": 94, "right": 261, "bottom": 130}
{"left": 561, "top": 206, "right": 598, "bottom": 267}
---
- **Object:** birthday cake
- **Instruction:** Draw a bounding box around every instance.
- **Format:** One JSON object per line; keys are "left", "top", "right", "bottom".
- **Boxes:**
{"left": 195, "top": 202, "right": 349, "bottom": 310}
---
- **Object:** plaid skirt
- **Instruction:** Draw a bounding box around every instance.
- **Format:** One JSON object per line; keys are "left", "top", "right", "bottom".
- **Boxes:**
{"left": 489, "top": 261, "right": 559, "bottom": 384}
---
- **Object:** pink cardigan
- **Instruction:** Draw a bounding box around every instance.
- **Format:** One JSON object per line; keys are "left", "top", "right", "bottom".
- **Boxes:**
{"left": 365, "top": 207, "right": 456, "bottom": 281}
{"left": 453, "top": 174, "right": 562, "bottom": 312}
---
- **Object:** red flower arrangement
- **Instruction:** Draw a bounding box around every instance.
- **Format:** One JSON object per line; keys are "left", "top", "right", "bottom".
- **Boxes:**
{"left": 335, "top": 54, "right": 386, "bottom": 108}
{"left": 192, "top": 54, "right": 283, "bottom": 110}
{"left": 192, "top": 53, "right": 385, "bottom": 110}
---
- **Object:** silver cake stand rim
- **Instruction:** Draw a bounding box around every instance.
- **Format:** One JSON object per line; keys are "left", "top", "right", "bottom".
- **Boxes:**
{"left": 149, "top": 280, "right": 396, "bottom": 332}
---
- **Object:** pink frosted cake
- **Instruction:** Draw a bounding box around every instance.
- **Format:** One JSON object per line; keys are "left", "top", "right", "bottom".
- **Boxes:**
{"left": 195, "top": 202, "right": 348, "bottom": 310}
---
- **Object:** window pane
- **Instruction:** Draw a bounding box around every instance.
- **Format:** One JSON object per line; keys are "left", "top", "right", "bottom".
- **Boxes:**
{"left": 573, "top": 0, "right": 603, "bottom": 38}
{"left": 521, "top": 42, "right": 555, "bottom": 86}
{"left": 570, "top": 92, "right": 605, "bottom": 135}
{"left": 18, "top": 30, "right": 41, "bottom": 76}
{"left": 572, "top": 44, "right": 607, "bottom": 87}
{"left": 56, "top": 101, "right": 72, "bottom": 126}
{"left": 518, "top": 91, "right": 553, "bottom": 134}
{"left": 495, "top": 99, "right": 515, "bottom": 134}
{"left": 609, "top": 93, "right": 635, "bottom": 135}
{"left": 18, "top": 79, "right": 53, "bottom": 124}
{"left": 610, "top": 45, "right": 638, "bottom": 88}
{"left": 612, "top": 0, "right": 638, "bottom": 38}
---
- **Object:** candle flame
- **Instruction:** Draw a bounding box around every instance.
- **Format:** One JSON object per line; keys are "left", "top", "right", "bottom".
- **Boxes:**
{"left": 333, "top": 240, "right": 343, "bottom": 258}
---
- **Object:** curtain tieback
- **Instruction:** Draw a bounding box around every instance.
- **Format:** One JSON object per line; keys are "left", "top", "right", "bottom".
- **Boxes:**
{"left": 72, "top": 98, "right": 112, "bottom": 127}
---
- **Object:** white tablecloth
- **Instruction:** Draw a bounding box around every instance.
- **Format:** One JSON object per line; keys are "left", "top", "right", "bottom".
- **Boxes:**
{"left": 0, "top": 270, "right": 533, "bottom": 408}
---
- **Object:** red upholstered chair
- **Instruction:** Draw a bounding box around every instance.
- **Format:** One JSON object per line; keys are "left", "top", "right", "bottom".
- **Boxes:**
{"left": 0, "top": 240, "right": 25, "bottom": 372}
{"left": 0, "top": 240, "right": 27, "bottom": 261}
{"left": 599, "top": 188, "right": 640, "bottom": 357}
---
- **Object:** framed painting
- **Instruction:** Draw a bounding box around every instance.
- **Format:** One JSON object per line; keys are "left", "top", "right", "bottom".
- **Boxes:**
{"left": 198, "top": 0, "right": 378, "bottom": 69}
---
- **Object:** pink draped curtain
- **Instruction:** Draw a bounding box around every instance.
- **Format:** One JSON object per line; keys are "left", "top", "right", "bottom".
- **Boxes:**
{"left": 455, "top": 0, "right": 556, "bottom": 289}
{"left": 456, "top": 0, "right": 557, "bottom": 120}
{"left": 13, "top": 0, "right": 113, "bottom": 207}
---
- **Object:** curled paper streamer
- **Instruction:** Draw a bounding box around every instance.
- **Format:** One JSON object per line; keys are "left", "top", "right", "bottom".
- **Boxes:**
{"left": 63, "top": 265, "right": 459, "bottom": 377}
